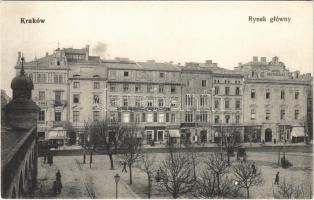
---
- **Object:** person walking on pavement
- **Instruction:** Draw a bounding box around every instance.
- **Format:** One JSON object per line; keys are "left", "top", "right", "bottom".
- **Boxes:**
{"left": 122, "top": 161, "right": 127, "bottom": 173}
{"left": 83, "top": 150, "right": 86, "bottom": 164}
{"left": 274, "top": 172, "right": 280, "bottom": 185}
{"left": 89, "top": 151, "right": 93, "bottom": 168}
{"left": 252, "top": 163, "right": 256, "bottom": 174}
{"left": 43, "top": 151, "right": 47, "bottom": 164}
{"left": 56, "top": 170, "right": 61, "bottom": 181}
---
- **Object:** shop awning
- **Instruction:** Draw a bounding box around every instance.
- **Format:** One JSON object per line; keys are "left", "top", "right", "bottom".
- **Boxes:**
{"left": 169, "top": 130, "right": 180, "bottom": 138}
{"left": 291, "top": 127, "right": 305, "bottom": 137}
{"left": 48, "top": 127, "right": 66, "bottom": 140}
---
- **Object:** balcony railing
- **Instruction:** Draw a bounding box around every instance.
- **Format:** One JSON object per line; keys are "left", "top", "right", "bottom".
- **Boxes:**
{"left": 53, "top": 100, "right": 67, "bottom": 107}
{"left": 53, "top": 121, "right": 67, "bottom": 127}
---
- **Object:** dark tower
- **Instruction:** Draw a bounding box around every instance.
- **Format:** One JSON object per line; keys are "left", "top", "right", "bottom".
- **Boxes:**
{"left": 4, "top": 56, "right": 40, "bottom": 129}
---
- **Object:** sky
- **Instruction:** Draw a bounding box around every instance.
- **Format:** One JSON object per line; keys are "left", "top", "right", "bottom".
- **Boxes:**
{"left": 1, "top": 1, "right": 313, "bottom": 97}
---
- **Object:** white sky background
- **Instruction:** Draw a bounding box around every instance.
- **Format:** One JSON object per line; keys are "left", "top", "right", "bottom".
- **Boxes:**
{"left": 1, "top": 1, "right": 313, "bottom": 96}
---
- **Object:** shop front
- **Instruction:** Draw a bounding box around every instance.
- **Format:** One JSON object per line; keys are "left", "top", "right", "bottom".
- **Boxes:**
{"left": 144, "top": 126, "right": 166, "bottom": 145}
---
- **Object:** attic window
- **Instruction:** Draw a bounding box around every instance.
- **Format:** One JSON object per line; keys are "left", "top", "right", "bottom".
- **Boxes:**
{"left": 93, "top": 75, "right": 100, "bottom": 78}
{"left": 73, "top": 74, "right": 80, "bottom": 77}
{"left": 124, "top": 71, "right": 129, "bottom": 77}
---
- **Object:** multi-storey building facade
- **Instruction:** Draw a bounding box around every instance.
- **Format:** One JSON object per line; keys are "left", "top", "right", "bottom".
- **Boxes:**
{"left": 235, "top": 56, "right": 312, "bottom": 143}
{"left": 15, "top": 45, "right": 312, "bottom": 145}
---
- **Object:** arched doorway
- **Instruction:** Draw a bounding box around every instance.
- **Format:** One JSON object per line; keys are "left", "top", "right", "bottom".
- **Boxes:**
{"left": 265, "top": 128, "right": 272, "bottom": 142}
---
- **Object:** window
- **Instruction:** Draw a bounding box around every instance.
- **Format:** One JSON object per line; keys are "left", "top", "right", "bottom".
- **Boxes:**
{"left": 235, "top": 87, "right": 240, "bottom": 95}
{"left": 159, "top": 72, "right": 165, "bottom": 78}
{"left": 158, "top": 98, "right": 164, "bottom": 107}
{"left": 225, "top": 115, "right": 230, "bottom": 124}
{"left": 123, "top": 84, "right": 129, "bottom": 92}
{"left": 142, "top": 113, "right": 146, "bottom": 122}
{"left": 93, "top": 111, "right": 100, "bottom": 121}
{"left": 55, "top": 112, "right": 61, "bottom": 122}
{"left": 73, "top": 82, "right": 80, "bottom": 89}
{"left": 295, "top": 91, "right": 299, "bottom": 100}
{"left": 187, "top": 80, "right": 192, "bottom": 87}
{"left": 73, "top": 111, "right": 79, "bottom": 122}
{"left": 171, "top": 113, "right": 176, "bottom": 123}
{"left": 266, "top": 89, "right": 270, "bottom": 99}
{"left": 73, "top": 94, "right": 79, "bottom": 103}
{"left": 135, "top": 97, "right": 141, "bottom": 107}
{"left": 280, "top": 110, "right": 285, "bottom": 120}
{"left": 37, "top": 73, "right": 47, "bottom": 83}
{"left": 38, "top": 110, "right": 45, "bottom": 121}
{"left": 57, "top": 61, "right": 60, "bottom": 66}
{"left": 171, "top": 97, "right": 178, "bottom": 107}
{"left": 214, "top": 86, "right": 219, "bottom": 95}
{"left": 147, "top": 99, "right": 153, "bottom": 107}
{"left": 251, "top": 109, "right": 256, "bottom": 120}
{"left": 109, "top": 70, "right": 116, "bottom": 80}
{"left": 295, "top": 110, "right": 299, "bottom": 120}
{"left": 200, "top": 95, "right": 207, "bottom": 106}
{"left": 202, "top": 80, "right": 207, "bottom": 87}
{"left": 186, "top": 94, "right": 193, "bottom": 106}
{"left": 171, "top": 86, "right": 176, "bottom": 93}
{"left": 123, "top": 97, "right": 128, "bottom": 107}
{"left": 55, "top": 91, "right": 62, "bottom": 102}
{"left": 124, "top": 71, "right": 129, "bottom": 77}
{"left": 135, "top": 113, "right": 140, "bottom": 122}
{"left": 214, "top": 99, "right": 220, "bottom": 109}
{"left": 110, "top": 97, "right": 117, "bottom": 107}
{"left": 166, "top": 113, "right": 170, "bottom": 122}
{"left": 122, "top": 113, "right": 130, "bottom": 123}
{"left": 147, "top": 85, "right": 153, "bottom": 93}
{"left": 281, "top": 90, "right": 285, "bottom": 99}
{"left": 266, "top": 110, "right": 270, "bottom": 120}
{"left": 185, "top": 111, "right": 193, "bottom": 122}
{"left": 214, "top": 115, "right": 220, "bottom": 124}
{"left": 135, "top": 84, "right": 141, "bottom": 92}
{"left": 39, "top": 91, "right": 45, "bottom": 101}
{"left": 94, "top": 82, "right": 100, "bottom": 89}
{"left": 235, "top": 115, "right": 240, "bottom": 124}
{"left": 159, "top": 85, "right": 164, "bottom": 93}
{"left": 225, "top": 87, "right": 230, "bottom": 95}
{"left": 53, "top": 74, "right": 63, "bottom": 84}
{"left": 154, "top": 113, "right": 158, "bottom": 122}
{"left": 235, "top": 100, "right": 241, "bottom": 109}
{"left": 158, "top": 113, "right": 165, "bottom": 123}
{"left": 147, "top": 113, "right": 153, "bottom": 123}
{"left": 200, "top": 111, "right": 208, "bottom": 122}
{"left": 251, "top": 89, "right": 256, "bottom": 99}
{"left": 110, "top": 84, "right": 116, "bottom": 92}
{"left": 94, "top": 95, "right": 100, "bottom": 104}
{"left": 110, "top": 113, "right": 116, "bottom": 123}
{"left": 225, "top": 99, "right": 230, "bottom": 109}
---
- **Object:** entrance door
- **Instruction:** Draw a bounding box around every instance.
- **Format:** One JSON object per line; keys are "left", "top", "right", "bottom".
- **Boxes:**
{"left": 157, "top": 130, "right": 164, "bottom": 141}
{"left": 200, "top": 130, "right": 207, "bottom": 143}
{"left": 265, "top": 128, "right": 272, "bottom": 142}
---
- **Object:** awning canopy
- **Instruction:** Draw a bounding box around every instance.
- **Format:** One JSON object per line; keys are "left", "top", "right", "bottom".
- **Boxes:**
{"left": 169, "top": 130, "right": 180, "bottom": 138}
{"left": 291, "top": 127, "right": 305, "bottom": 137}
{"left": 48, "top": 127, "right": 66, "bottom": 140}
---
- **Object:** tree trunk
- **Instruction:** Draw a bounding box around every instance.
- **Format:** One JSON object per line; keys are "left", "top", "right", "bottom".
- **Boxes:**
{"left": 108, "top": 153, "right": 114, "bottom": 170}
{"left": 216, "top": 173, "right": 220, "bottom": 195}
{"left": 173, "top": 192, "right": 178, "bottom": 199}
{"left": 147, "top": 174, "right": 151, "bottom": 198}
{"left": 246, "top": 188, "right": 250, "bottom": 198}
{"left": 129, "top": 165, "right": 132, "bottom": 185}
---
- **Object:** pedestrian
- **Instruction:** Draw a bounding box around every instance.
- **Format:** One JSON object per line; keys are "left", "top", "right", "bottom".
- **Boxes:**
{"left": 51, "top": 153, "right": 54, "bottom": 165}
{"left": 43, "top": 151, "right": 47, "bottom": 164}
{"left": 52, "top": 180, "right": 58, "bottom": 195}
{"left": 122, "top": 161, "right": 127, "bottom": 173}
{"left": 56, "top": 170, "right": 61, "bottom": 182}
{"left": 83, "top": 151, "right": 86, "bottom": 164}
{"left": 284, "top": 139, "right": 286, "bottom": 144}
{"left": 48, "top": 152, "right": 52, "bottom": 166}
{"left": 274, "top": 172, "right": 280, "bottom": 185}
{"left": 252, "top": 163, "right": 256, "bottom": 174}
{"left": 89, "top": 151, "right": 93, "bottom": 168}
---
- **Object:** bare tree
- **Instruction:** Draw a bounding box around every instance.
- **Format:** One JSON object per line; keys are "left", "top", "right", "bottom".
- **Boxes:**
{"left": 202, "top": 153, "right": 230, "bottom": 196}
{"left": 157, "top": 147, "right": 195, "bottom": 199}
{"left": 222, "top": 128, "right": 240, "bottom": 164}
{"left": 85, "top": 120, "right": 124, "bottom": 170}
{"left": 138, "top": 153, "right": 156, "bottom": 198}
{"left": 232, "top": 161, "right": 263, "bottom": 198}
{"left": 274, "top": 178, "right": 313, "bottom": 199}
{"left": 119, "top": 122, "right": 142, "bottom": 185}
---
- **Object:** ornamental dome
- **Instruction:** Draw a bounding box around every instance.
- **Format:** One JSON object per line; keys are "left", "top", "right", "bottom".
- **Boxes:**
{"left": 11, "top": 57, "right": 34, "bottom": 90}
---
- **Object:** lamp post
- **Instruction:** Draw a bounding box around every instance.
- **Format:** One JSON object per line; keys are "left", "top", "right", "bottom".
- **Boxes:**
{"left": 114, "top": 173, "right": 120, "bottom": 199}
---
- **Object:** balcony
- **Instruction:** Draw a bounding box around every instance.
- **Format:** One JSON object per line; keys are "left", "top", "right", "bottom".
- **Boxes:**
{"left": 53, "top": 100, "right": 67, "bottom": 107}
{"left": 53, "top": 121, "right": 67, "bottom": 127}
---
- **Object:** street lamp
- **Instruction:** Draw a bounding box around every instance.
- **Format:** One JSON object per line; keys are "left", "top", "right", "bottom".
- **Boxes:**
{"left": 114, "top": 173, "right": 120, "bottom": 199}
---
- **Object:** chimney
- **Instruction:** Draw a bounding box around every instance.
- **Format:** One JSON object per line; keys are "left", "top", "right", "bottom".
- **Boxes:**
{"left": 206, "top": 60, "right": 212, "bottom": 65}
{"left": 169, "top": 61, "right": 173, "bottom": 64}
{"left": 213, "top": 63, "right": 218, "bottom": 67}
{"left": 272, "top": 56, "right": 279, "bottom": 63}
{"left": 46, "top": 52, "right": 49, "bottom": 56}
{"left": 238, "top": 62, "right": 242, "bottom": 66}
{"left": 261, "top": 57, "right": 267, "bottom": 63}
{"left": 85, "top": 44, "right": 90, "bottom": 61}
{"left": 253, "top": 56, "right": 258, "bottom": 62}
